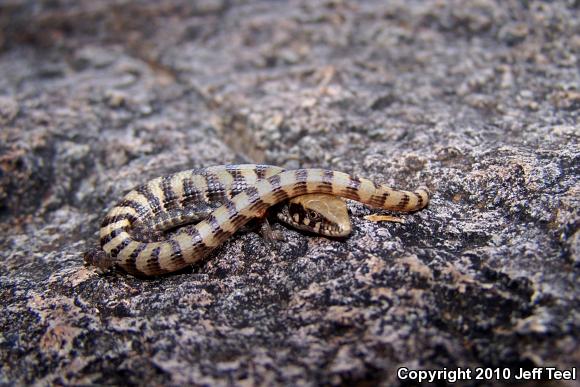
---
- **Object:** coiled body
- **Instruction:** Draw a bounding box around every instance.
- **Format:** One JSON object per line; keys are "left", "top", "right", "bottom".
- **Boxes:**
{"left": 87, "top": 164, "right": 430, "bottom": 276}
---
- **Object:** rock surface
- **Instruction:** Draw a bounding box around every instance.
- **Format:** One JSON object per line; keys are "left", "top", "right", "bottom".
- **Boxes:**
{"left": 0, "top": 1, "right": 578, "bottom": 385}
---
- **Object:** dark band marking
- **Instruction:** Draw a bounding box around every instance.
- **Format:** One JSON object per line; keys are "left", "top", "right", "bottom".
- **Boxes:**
{"left": 225, "top": 165, "right": 243, "bottom": 176}
{"left": 182, "top": 177, "right": 204, "bottom": 207}
{"left": 224, "top": 200, "right": 248, "bottom": 227}
{"left": 245, "top": 185, "right": 269, "bottom": 213}
{"left": 225, "top": 200, "right": 238, "bottom": 219}
{"left": 246, "top": 186, "right": 260, "bottom": 204}
{"left": 205, "top": 172, "right": 227, "bottom": 203}
{"left": 146, "top": 245, "right": 164, "bottom": 274}
{"left": 295, "top": 169, "right": 308, "bottom": 182}
{"left": 370, "top": 191, "right": 390, "bottom": 208}
{"left": 316, "top": 170, "right": 334, "bottom": 193}
{"left": 100, "top": 228, "right": 123, "bottom": 246}
{"left": 315, "top": 184, "right": 333, "bottom": 193}
{"left": 323, "top": 169, "right": 334, "bottom": 183}
{"left": 136, "top": 184, "right": 163, "bottom": 215}
{"left": 245, "top": 186, "right": 270, "bottom": 215}
{"left": 268, "top": 174, "right": 282, "bottom": 190}
{"left": 292, "top": 169, "right": 309, "bottom": 196}
{"left": 116, "top": 199, "right": 150, "bottom": 218}
{"left": 230, "top": 214, "right": 249, "bottom": 228}
{"left": 271, "top": 190, "right": 290, "bottom": 201}
{"left": 186, "top": 225, "right": 210, "bottom": 255}
{"left": 249, "top": 201, "right": 270, "bottom": 214}
{"left": 101, "top": 213, "right": 138, "bottom": 228}
{"left": 342, "top": 176, "right": 361, "bottom": 201}
{"left": 109, "top": 237, "right": 131, "bottom": 258}
{"left": 223, "top": 199, "right": 250, "bottom": 228}
{"left": 168, "top": 238, "right": 185, "bottom": 265}
{"left": 268, "top": 174, "right": 290, "bottom": 201}
{"left": 125, "top": 242, "right": 147, "bottom": 273}
{"left": 207, "top": 214, "right": 229, "bottom": 241}
{"left": 161, "top": 175, "right": 179, "bottom": 211}
{"left": 255, "top": 165, "right": 268, "bottom": 180}
{"left": 148, "top": 245, "right": 161, "bottom": 263}
{"left": 349, "top": 176, "right": 361, "bottom": 190}
{"left": 414, "top": 192, "right": 423, "bottom": 208}
{"left": 292, "top": 183, "right": 308, "bottom": 196}
{"left": 226, "top": 166, "right": 247, "bottom": 197}
{"left": 397, "top": 193, "right": 410, "bottom": 210}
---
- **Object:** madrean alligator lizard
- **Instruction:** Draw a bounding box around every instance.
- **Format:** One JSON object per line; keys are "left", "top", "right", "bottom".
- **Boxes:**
{"left": 85, "top": 164, "right": 430, "bottom": 276}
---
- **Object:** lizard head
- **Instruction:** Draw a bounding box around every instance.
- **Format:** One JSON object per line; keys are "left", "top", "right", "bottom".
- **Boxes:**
{"left": 276, "top": 194, "right": 351, "bottom": 237}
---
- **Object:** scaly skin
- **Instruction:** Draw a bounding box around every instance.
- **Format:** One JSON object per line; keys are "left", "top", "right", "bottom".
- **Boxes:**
{"left": 85, "top": 164, "right": 430, "bottom": 276}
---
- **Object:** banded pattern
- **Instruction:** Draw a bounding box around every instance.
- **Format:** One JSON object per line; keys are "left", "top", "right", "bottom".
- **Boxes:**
{"left": 88, "top": 164, "right": 430, "bottom": 276}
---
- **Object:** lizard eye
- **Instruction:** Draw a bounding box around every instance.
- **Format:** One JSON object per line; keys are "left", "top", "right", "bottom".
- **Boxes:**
{"left": 308, "top": 210, "right": 320, "bottom": 219}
